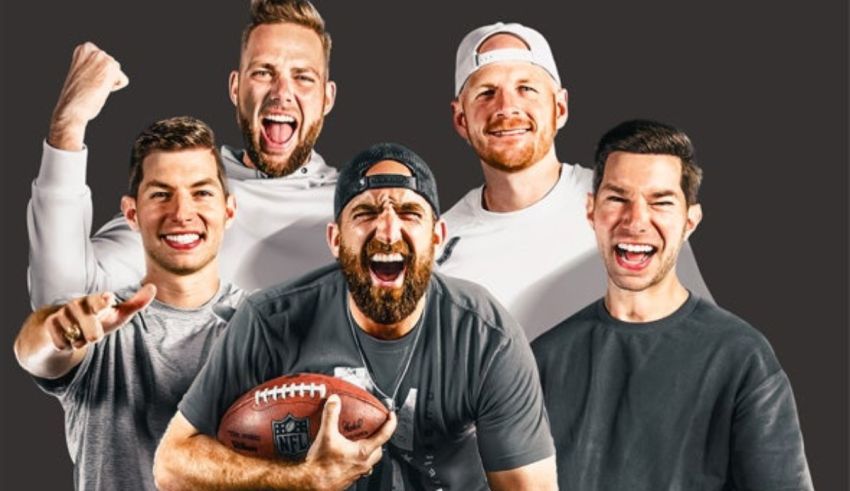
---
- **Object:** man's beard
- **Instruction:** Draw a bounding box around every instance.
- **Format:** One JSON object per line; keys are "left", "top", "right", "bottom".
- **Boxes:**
{"left": 238, "top": 109, "right": 323, "bottom": 178}
{"left": 338, "top": 234, "right": 434, "bottom": 325}
{"left": 609, "top": 231, "right": 684, "bottom": 293}
{"left": 471, "top": 112, "right": 556, "bottom": 174}
{"left": 146, "top": 247, "right": 216, "bottom": 277}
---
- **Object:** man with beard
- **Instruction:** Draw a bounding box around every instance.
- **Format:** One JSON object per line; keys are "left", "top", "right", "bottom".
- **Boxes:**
{"left": 28, "top": 0, "right": 337, "bottom": 308}
{"left": 439, "top": 22, "right": 713, "bottom": 340}
{"left": 14, "top": 116, "right": 245, "bottom": 491}
{"left": 533, "top": 120, "right": 813, "bottom": 490}
{"left": 153, "top": 143, "right": 557, "bottom": 491}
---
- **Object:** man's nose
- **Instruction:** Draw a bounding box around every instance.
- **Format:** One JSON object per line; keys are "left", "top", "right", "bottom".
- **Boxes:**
{"left": 374, "top": 209, "right": 402, "bottom": 244}
{"left": 269, "top": 75, "right": 293, "bottom": 104}
{"left": 621, "top": 200, "right": 650, "bottom": 232}
{"left": 493, "top": 89, "right": 522, "bottom": 118}
{"left": 168, "top": 192, "right": 196, "bottom": 223}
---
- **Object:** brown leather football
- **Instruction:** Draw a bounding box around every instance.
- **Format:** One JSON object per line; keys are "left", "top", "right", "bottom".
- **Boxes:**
{"left": 217, "top": 372, "right": 389, "bottom": 460}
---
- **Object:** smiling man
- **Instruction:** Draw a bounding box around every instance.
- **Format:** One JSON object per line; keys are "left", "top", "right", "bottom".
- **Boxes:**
{"left": 532, "top": 120, "right": 813, "bottom": 490}
{"left": 28, "top": 0, "right": 338, "bottom": 308}
{"left": 14, "top": 117, "right": 244, "bottom": 491}
{"left": 439, "top": 23, "right": 713, "bottom": 339}
{"left": 154, "top": 143, "right": 556, "bottom": 491}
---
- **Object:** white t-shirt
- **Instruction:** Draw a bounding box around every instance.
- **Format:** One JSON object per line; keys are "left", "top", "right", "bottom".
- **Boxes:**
{"left": 438, "top": 163, "right": 712, "bottom": 340}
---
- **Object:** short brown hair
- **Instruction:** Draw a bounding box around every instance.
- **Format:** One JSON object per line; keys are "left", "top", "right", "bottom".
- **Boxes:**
{"left": 241, "top": 0, "right": 332, "bottom": 73}
{"left": 128, "top": 116, "right": 228, "bottom": 197}
{"left": 593, "top": 119, "right": 703, "bottom": 205}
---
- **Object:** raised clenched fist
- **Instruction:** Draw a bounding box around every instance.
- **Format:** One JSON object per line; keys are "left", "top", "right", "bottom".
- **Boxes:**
{"left": 48, "top": 42, "right": 129, "bottom": 151}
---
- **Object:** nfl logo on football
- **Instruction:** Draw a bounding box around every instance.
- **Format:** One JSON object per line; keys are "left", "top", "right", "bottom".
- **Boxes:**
{"left": 273, "top": 414, "right": 310, "bottom": 458}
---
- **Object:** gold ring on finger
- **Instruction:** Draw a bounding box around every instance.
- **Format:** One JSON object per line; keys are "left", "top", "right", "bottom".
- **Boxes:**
{"left": 64, "top": 323, "right": 83, "bottom": 343}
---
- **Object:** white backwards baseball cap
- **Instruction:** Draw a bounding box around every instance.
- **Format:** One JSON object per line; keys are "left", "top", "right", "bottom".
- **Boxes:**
{"left": 454, "top": 22, "right": 561, "bottom": 96}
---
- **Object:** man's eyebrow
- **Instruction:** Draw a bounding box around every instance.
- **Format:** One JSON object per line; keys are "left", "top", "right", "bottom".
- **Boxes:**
{"left": 292, "top": 66, "right": 321, "bottom": 77}
{"left": 349, "top": 203, "right": 380, "bottom": 215}
{"left": 191, "top": 178, "right": 218, "bottom": 188}
{"left": 600, "top": 183, "right": 627, "bottom": 194}
{"left": 469, "top": 80, "right": 497, "bottom": 91}
{"left": 142, "top": 180, "right": 173, "bottom": 191}
{"left": 516, "top": 77, "right": 540, "bottom": 85}
{"left": 396, "top": 202, "right": 426, "bottom": 213}
{"left": 245, "top": 60, "right": 275, "bottom": 70}
{"left": 650, "top": 190, "right": 679, "bottom": 199}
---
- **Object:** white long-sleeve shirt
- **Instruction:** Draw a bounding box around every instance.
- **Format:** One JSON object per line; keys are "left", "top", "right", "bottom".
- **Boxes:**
{"left": 27, "top": 142, "right": 338, "bottom": 307}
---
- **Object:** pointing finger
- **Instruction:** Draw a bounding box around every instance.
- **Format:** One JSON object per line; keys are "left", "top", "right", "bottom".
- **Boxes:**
{"left": 119, "top": 284, "right": 157, "bottom": 314}
{"left": 102, "top": 284, "right": 156, "bottom": 333}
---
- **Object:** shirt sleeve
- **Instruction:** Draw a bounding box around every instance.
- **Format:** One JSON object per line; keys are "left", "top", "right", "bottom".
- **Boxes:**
{"left": 729, "top": 368, "right": 814, "bottom": 490}
{"left": 31, "top": 342, "right": 96, "bottom": 398}
{"left": 475, "top": 325, "right": 555, "bottom": 472}
{"left": 27, "top": 141, "right": 145, "bottom": 308}
{"left": 178, "top": 299, "right": 275, "bottom": 437}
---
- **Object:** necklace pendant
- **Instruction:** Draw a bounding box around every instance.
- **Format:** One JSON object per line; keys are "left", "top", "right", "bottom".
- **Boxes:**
{"left": 383, "top": 397, "right": 396, "bottom": 412}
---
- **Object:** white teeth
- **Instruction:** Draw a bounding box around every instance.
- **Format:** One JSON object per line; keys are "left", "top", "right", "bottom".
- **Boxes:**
{"left": 164, "top": 233, "right": 200, "bottom": 244}
{"left": 493, "top": 129, "right": 527, "bottom": 136}
{"left": 370, "top": 253, "right": 403, "bottom": 263}
{"left": 263, "top": 114, "right": 295, "bottom": 123}
{"left": 617, "top": 243, "right": 654, "bottom": 253}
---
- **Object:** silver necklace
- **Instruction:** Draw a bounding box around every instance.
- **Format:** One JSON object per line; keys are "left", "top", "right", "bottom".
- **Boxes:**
{"left": 345, "top": 299, "right": 425, "bottom": 412}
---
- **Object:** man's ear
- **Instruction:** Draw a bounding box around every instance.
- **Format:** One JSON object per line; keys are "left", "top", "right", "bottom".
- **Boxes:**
{"left": 228, "top": 70, "right": 240, "bottom": 107}
{"left": 585, "top": 192, "right": 596, "bottom": 229}
{"left": 433, "top": 218, "right": 448, "bottom": 248}
{"left": 121, "top": 195, "right": 140, "bottom": 231}
{"left": 684, "top": 203, "right": 703, "bottom": 240}
{"left": 224, "top": 194, "right": 237, "bottom": 229}
{"left": 323, "top": 80, "right": 337, "bottom": 116}
{"left": 326, "top": 221, "right": 341, "bottom": 258}
{"left": 555, "top": 87, "right": 569, "bottom": 130}
{"left": 451, "top": 99, "right": 470, "bottom": 142}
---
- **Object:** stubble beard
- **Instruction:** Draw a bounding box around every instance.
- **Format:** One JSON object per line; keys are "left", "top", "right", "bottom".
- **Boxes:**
{"left": 146, "top": 246, "right": 216, "bottom": 278}
{"left": 238, "top": 106, "right": 324, "bottom": 178}
{"left": 608, "top": 231, "right": 685, "bottom": 293}
{"left": 471, "top": 109, "right": 557, "bottom": 174}
{"left": 338, "top": 235, "right": 434, "bottom": 325}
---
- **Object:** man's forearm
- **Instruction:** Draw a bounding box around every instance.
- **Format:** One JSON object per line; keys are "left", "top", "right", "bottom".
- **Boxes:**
{"left": 28, "top": 43, "right": 140, "bottom": 308}
{"left": 14, "top": 305, "right": 86, "bottom": 379}
{"left": 154, "top": 414, "right": 314, "bottom": 491}
{"left": 486, "top": 456, "right": 558, "bottom": 491}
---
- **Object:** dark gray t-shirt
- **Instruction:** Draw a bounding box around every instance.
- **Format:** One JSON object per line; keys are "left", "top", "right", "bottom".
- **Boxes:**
{"left": 34, "top": 283, "right": 244, "bottom": 491}
{"left": 179, "top": 265, "right": 554, "bottom": 490}
{"left": 532, "top": 294, "right": 813, "bottom": 491}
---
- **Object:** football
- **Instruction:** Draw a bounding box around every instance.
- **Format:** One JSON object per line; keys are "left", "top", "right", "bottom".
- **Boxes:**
{"left": 217, "top": 372, "right": 389, "bottom": 460}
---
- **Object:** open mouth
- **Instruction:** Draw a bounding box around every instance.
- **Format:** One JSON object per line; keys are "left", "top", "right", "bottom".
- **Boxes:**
{"left": 368, "top": 252, "right": 407, "bottom": 285}
{"left": 161, "top": 232, "right": 205, "bottom": 250}
{"left": 261, "top": 114, "right": 297, "bottom": 149}
{"left": 614, "top": 242, "right": 657, "bottom": 270}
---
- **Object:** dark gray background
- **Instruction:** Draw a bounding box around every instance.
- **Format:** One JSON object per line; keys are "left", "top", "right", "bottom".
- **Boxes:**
{"left": 2, "top": 0, "right": 847, "bottom": 488}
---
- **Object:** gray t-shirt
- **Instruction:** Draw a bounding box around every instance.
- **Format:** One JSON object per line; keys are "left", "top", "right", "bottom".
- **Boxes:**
{"left": 179, "top": 264, "right": 554, "bottom": 490}
{"left": 532, "top": 294, "right": 813, "bottom": 491}
{"left": 34, "top": 283, "right": 245, "bottom": 491}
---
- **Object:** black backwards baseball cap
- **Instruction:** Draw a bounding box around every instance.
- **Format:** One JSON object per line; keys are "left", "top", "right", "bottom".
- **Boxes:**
{"left": 334, "top": 142, "right": 440, "bottom": 220}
